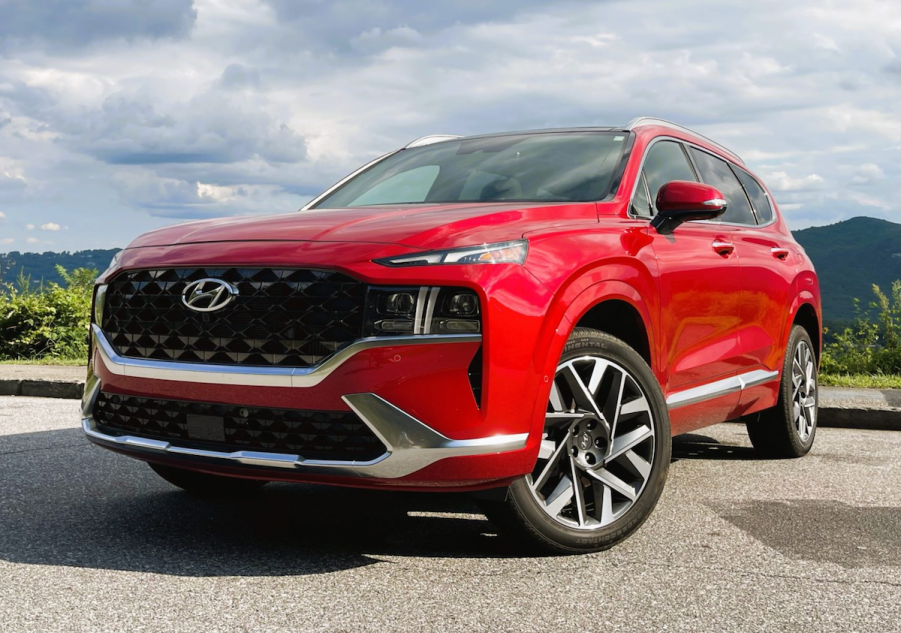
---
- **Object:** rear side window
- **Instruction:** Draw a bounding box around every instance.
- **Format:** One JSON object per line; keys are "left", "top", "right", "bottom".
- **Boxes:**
{"left": 688, "top": 148, "right": 756, "bottom": 225}
{"left": 735, "top": 168, "right": 774, "bottom": 224}
{"left": 641, "top": 141, "right": 697, "bottom": 214}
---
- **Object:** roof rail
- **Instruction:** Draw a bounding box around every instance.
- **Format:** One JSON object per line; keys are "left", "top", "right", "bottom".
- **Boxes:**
{"left": 405, "top": 134, "right": 462, "bottom": 148}
{"left": 625, "top": 117, "right": 744, "bottom": 165}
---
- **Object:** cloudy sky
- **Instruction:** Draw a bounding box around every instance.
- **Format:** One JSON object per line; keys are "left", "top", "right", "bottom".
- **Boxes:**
{"left": 1, "top": 0, "right": 900, "bottom": 252}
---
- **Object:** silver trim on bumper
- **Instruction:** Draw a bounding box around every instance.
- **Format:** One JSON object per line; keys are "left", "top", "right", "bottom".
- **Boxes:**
{"left": 81, "top": 379, "right": 527, "bottom": 479}
{"left": 91, "top": 324, "right": 481, "bottom": 389}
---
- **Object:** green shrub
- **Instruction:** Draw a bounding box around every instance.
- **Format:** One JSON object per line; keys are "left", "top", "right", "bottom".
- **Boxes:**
{"left": 821, "top": 281, "right": 901, "bottom": 376}
{"left": 0, "top": 265, "right": 96, "bottom": 360}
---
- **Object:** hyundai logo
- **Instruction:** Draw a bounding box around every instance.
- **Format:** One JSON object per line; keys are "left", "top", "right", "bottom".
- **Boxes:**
{"left": 182, "top": 278, "right": 239, "bottom": 313}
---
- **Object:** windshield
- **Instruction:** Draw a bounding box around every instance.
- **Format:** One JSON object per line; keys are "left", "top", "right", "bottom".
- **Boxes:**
{"left": 311, "top": 132, "right": 628, "bottom": 208}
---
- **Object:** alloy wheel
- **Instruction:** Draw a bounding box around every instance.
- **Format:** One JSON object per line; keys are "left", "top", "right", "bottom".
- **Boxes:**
{"left": 792, "top": 340, "right": 817, "bottom": 442}
{"left": 528, "top": 356, "right": 656, "bottom": 529}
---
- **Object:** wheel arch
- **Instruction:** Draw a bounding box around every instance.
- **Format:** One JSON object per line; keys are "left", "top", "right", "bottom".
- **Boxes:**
{"left": 526, "top": 278, "right": 659, "bottom": 443}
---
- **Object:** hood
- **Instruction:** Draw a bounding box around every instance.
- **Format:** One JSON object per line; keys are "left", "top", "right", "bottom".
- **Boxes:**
{"left": 127, "top": 202, "right": 598, "bottom": 251}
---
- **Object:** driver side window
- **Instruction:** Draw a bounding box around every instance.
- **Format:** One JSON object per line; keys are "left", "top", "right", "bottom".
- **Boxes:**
{"left": 636, "top": 141, "right": 698, "bottom": 217}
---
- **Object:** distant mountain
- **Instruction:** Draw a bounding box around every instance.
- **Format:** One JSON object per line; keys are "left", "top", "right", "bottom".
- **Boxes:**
{"left": 1, "top": 216, "right": 898, "bottom": 325}
{"left": 0, "top": 249, "right": 120, "bottom": 287}
{"left": 792, "top": 217, "right": 901, "bottom": 323}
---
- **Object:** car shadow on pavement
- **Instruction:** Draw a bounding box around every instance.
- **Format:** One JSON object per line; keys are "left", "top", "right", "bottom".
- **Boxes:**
{"left": 671, "top": 432, "right": 759, "bottom": 462}
{"left": 0, "top": 428, "right": 534, "bottom": 578}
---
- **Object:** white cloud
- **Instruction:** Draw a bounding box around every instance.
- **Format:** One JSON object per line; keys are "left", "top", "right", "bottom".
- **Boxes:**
{"left": 0, "top": 211, "right": 5, "bottom": 219}
{"left": 25, "top": 223, "right": 34, "bottom": 230}
{"left": 763, "top": 171, "right": 825, "bottom": 192}
{"left": 26, "top": 237, "right": 38, "bottom": 243}
{"left": 0, "top": 0, "right": 900, "bottom": 246}
{"left": 40, "top": 221, "right": 61, "bottom": 231}
{"left": 0, "top": 237, "right": 13, "bottom": 244}
{"left": 851, "top": 163, "right": 884, "bottom": 184}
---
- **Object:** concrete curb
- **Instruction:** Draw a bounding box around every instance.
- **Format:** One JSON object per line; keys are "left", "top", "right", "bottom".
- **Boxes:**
{"left": 0, "top": 378, "right": 84, "bottom": 400}
{"left": 817, "top": 387, "right": 901, "bottom": 431}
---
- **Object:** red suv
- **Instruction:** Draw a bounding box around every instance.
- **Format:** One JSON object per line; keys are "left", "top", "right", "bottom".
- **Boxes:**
{"left": 83, "top": 117, "right": 821, "bottom": 553}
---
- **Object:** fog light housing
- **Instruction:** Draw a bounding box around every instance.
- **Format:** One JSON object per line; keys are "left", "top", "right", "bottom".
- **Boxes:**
{"left": 385, "top": 292, "right": 415, "bottom": 314}
{"left": 445, "top": 292, "right": 479, "bottom": 316}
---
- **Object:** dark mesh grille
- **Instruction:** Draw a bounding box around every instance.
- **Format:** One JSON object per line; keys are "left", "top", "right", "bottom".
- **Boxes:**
{"left": 101, "top": 268, "right": 366, "bottom": 367}
{"left": 93, "top": 391, "right": 387, "bottom": 461}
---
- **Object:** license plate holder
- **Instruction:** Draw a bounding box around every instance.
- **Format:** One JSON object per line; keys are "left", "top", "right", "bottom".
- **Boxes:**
{"left": 186, "top": 414, "right": 226, "bottom": 443}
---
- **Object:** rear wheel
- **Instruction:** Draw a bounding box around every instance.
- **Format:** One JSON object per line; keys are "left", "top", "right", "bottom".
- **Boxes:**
{"left": 746, "top": 325, "right": 818, "bottom": 458}
{"left": 479, "top": 328, "right": 671, "bottom": 554}
{"left": 149, "top": 463, "right": 269, "bottom": 496}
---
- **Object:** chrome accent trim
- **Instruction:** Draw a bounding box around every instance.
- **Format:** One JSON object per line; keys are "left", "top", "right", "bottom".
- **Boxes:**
{"left": 91, "top": 324, "right": 480, "bottom": 388}
{"left": 405, "top": 134, "right": 462, "bottom": 148}
{"left": 703, "top": 198, "right": 728, "bottom": 207}
{"left": 666, "top": 369, "right": 779, "bottom": 409}
{"left": 181, "top": 278, "right": 239, "bottom": 313}
{"left": 625, "top": 117, "right": 744, "bottom": 165}
{"left": 83, "top": 392, "right": 527, "bottom": 479}
{"left": 422, "top": 287, "right": 440, "bottom": 334}
{"left": 412, "top": 286, "right": 429, "bottom": 335}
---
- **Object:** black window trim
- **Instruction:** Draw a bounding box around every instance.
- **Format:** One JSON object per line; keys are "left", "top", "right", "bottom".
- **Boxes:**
{"left": 627, "top": 135, "right": 778, "bottom": 229}
{"left": 732, "top": 163, "right": 777, "bottom": 227}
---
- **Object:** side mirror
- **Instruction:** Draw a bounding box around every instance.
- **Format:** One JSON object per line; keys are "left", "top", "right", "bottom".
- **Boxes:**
{"left": 650, "top": 181, "right": 727, "bottom": 234}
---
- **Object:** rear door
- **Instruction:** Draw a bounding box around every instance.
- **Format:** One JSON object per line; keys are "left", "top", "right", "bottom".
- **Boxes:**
{"left": 638, "top": 140, "right": 743, "bottom": 421}
{"left": 730, "top": 167, "right": 794, "bottom": 385}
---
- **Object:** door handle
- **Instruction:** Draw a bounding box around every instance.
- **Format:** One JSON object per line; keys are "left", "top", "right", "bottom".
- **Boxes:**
{"left": 712, "top": 239, "right": 734, "bottom": 256}
{"left": 771, "top": 247, "right": 790, "bottom": 260}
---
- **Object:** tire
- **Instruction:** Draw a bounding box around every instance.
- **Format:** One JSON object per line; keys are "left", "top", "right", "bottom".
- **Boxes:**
{"left": 149, "top": 463, "right": 269, "bottom": 496}
{"left": 746, "top": 325, "right": 818, "bottom": 458}
{"left": 479, "top": 328, "right": 671, "bottom": 554}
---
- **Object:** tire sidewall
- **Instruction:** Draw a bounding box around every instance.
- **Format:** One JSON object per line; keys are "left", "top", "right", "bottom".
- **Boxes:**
{"left": 779, "top": 326, "right": 818, "bottom": 454}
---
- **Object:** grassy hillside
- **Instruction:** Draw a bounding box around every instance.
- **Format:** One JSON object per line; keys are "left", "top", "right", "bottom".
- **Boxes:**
{"left": 792, "top": 217, "right": 901, "bottom": 323}
{"left": 0, "top": 249, "right": 120, "bottom": 287}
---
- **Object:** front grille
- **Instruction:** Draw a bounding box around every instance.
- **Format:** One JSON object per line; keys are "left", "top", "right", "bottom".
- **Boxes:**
{"left": 101, "top": 268, "right": 366, "bottom": 367}
{"left": 93, "top": 391, "right": 387, "bottom": 461}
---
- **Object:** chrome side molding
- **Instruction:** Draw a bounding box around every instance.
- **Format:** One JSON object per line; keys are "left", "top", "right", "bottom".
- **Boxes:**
{"left": 91, "top": 324, "right": 480, "bottom": 389}
{"left": 666, "top": 369, "right": 779, "bottom": 409}
{"left": 82, "top": 386, "right": 527, "bottom": 479}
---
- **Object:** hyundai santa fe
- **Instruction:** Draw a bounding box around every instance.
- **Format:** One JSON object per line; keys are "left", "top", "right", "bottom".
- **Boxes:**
{"left": 82, "top": 117, "right": 821, "bottom": 553}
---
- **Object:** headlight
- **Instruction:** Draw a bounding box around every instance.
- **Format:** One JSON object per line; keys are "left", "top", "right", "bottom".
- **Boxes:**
{"left": 363, "top": 286, "right": 481, "bottom": 337}
{"left": 93, "top": 284, "right": 108, "bottom": 326}
{"left": 375, "top": 240, "right": 528, "bottom": 267}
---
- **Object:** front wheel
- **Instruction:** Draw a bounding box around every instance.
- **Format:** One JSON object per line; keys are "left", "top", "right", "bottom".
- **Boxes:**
{"left": 480, "top": 328, "right": 671, "bottom": 554}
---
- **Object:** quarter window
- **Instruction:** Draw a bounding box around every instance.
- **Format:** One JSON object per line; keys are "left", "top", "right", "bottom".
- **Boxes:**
{"left": 631, "top": 173, "right": 652, "bottom": 217}
{"left": 688, "top": 148, "right": 757, "bottom": 225}
{"left": 641, "top": 141, "right": 698, "bottom": 215}
{"left": 735, "top": 168, "right": 774, "bottom": 224}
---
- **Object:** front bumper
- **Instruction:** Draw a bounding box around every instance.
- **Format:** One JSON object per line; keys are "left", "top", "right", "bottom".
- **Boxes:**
{"left": 81, "top": 375, "right": 526, "bottom": 480}
{"left": 83, "top": 326, "right": 532, "bottom": 485}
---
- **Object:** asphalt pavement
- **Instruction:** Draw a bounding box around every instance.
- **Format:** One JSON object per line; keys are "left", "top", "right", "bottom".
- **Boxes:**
{"left": 1, "top": 396, "right": 899, "bottom": 633}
